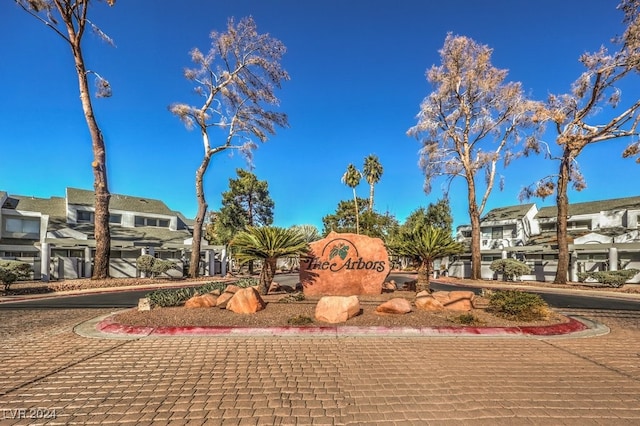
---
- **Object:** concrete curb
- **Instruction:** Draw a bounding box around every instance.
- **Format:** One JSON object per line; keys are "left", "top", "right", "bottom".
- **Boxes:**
{"left": 73, "top": 310, "right": 609, "bottom": 340}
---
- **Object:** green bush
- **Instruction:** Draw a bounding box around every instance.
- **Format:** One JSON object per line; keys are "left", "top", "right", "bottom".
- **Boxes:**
{"left": 235, "top": 277, "right": 259, "bottom": 288}
{"left": 489, "top": 259, "right": 531, "bottom": 281}
{"left": 136, "top": 254, "right": 178, "bottom": 278}
{"left": 279, "top": 292, "right": 305, "bottom": 303}
{"left": 452, "top": 313, "right": 484, "bottom": 326}
{"left": 0, "top": 260, "right": 32, "bottom": 292}
{"left": 287, "top": 315, "right": 314, "bottom": 325}
{"left": 146, "top": 281, "right": 227, "bottom": 307}
{"left": 487, "top": 290, "right": 550, "bottom": 321}
{"left": 577, "top": 269, "right": 639, "bottom": 288}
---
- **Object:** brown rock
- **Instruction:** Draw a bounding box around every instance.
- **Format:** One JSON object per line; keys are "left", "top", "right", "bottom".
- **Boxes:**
{"left": 226, "top": 287, "right": 266, "bottom": 314}
{"left": 430, "top": 291, "right": 475, "bottom": 311}
{"left": 215, "top": 291, "right": 234, "bottom": 308}
{"left": 224, "top": 285, "right": 241, "bottom": 294}
{"left": 375, "top": 298, "right": 412, "bottom": 315}
{"left": 416, "top": 290, "right": 431, "bottom": 298}
{"left": 382, "top": 281, "right": 397, "bottom": 292}
{"left": 414, "top": 294, "right": 445, "bottom": 312}
{"left": 184, "top": 293, "right": 218, "bottom": 309}
{"left": 314, "top": 296, "right": 361, "bottom": 323}
{"left": 300, "top": 231, "right": 391, "bottom": 296}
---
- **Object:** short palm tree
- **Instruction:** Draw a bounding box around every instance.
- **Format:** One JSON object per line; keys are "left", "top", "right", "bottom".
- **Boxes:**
{"left": 390, "top": 226, "right": 464, "bottom": 292}
{"left": 230, "top": 226, "right": 309, "bottom": 294}
{"left": 341, "top": 164, "right": 362, "bottom": 234}
{"left": 363, "top": 154, "right": 383, "bottom": 212}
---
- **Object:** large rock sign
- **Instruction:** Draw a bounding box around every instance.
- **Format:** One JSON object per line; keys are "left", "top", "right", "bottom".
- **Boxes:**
{"left": 300, "top": 231, "right": 390, "bottom": 295}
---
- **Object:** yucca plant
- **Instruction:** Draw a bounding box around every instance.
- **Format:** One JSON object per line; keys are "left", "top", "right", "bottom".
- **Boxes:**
{"left": 230, "top": 226, "right": 309, "bottom": 294}
{"left": 389, "top": 225, "right": 463, "bottom": 292}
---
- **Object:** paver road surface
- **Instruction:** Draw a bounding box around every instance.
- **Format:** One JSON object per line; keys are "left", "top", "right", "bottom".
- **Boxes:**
{"left": 0, "top": 308, "right": 639, "bottom": 425}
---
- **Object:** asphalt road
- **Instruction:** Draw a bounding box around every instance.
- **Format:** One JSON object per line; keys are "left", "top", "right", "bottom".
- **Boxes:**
{"left": 1, "top": 273, "right": 639, "bottom": 311}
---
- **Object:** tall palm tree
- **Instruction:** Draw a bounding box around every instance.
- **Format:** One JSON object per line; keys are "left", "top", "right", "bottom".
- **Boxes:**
{"left": 390, "top": 226, "right": 464, "bottom": 292}
{"left": 363, "top": 154, "right": 383, "bottom": 212}
{"left": 230, "top": 226, "right": 309, "bottom": 294}
{"left": 341, "top": 164, "right": 362, "bottom": 234}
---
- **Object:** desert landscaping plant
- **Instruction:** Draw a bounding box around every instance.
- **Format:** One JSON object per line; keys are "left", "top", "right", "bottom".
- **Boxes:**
{"left": 0, "top": 260, "right": 32, "bottom": 292}
{"left": 489, "top": 259, "right": 531, "bottom": 281}
{"left": 487, "top": 290, "right": 550, "bottom": 321}
{"left": 230, "top": 226, "right": 309, "bottom": 294}
{"left": 577, "top": 269, "right": 639, "bottom": 288}
{"left": 136, "top": 254, "right": 178, "bottom": 278}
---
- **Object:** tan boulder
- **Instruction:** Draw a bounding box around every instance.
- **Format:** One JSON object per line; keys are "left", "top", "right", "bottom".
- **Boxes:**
{"left": 382, "top": 280, "right": 397, "bottom": 292}
{"left": 300, "top": 231, "right": 390, "bottom": 296}
{"left": 215, "top": 291, "right": 235, "bottom": 308}
{"left": 431, "top": 291, "right": 475, "bottom": 311}
{"left": 184, "top": 293, "right": 218, "bottom": 309}
{"left": 414, "top": 294, "right": 445, "bottom": 312}
{"left": 375, "top": 298, "right": 412, "bottom": 315}
{"left": 226, "top": 287, "right": 266, "bottom": 314}
{"left": 314, "top": 296, "right": 361, "bottom": 323}
{"left": 224, "top": 285, "right": 241, "bottom": 294}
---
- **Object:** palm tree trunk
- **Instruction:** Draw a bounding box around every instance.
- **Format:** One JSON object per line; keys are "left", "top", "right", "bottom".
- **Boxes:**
{"left": 416, "top": 260, "right": 431, "bottom": 292}
{"left": 259, "top": 257, "right": 277, "bottom": 294}
{"left": 368, "top": 184, "right": 374, "bottom": 212}
{"left": 353, "top": 188, "right": 360, "bottom": 234}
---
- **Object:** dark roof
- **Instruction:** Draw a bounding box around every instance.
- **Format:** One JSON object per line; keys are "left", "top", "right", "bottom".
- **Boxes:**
{"left": 66, "top": 187, "right": 175, "bottom": 216}
{"left": 537, "top": 196, "right": 640, "bottom": 219}
{"left": 482, "top": 203, "right": 535, "bottom": 222}
{"left": 2, "top": 195, "right": 67, "bottom": 218}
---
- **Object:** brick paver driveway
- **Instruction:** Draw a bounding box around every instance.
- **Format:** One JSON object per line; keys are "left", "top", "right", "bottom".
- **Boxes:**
{"left": 0, "top": 308, "right": 639, "bottom": 425}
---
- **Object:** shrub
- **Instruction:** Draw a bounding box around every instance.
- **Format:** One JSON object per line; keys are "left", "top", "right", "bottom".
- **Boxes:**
{"left": 279, "top": 292, "right": 305, "bottom": 303}
{"left": 452, "top": 313, "right": 484, "bottom": 326}
{"left": 0, "top": 260, "right": 32, "bottom": 292}
{"left": 235, "top": 277, "right": 260, "bottom": 288}
{"left": 136, "top": 254, "right": 178, "bottom": 278}
{"left": 287, "top": 315, "right": 313, "bottom": 325}
{"left": 146, "top": 281, "right": 227, "bottom": 307}
{"left": 487, "top": 290, "right": 550, "bottom": 321}
{"left": 489, "top": 259, "right": 531, "bottom": 281}
{"left": 577, "top": 269, "right": 639, "bottom": 288}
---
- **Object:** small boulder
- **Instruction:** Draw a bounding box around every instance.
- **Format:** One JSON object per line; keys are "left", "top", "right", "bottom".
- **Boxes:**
{"left": 215, "top": 292, "right": 235, "bottom": 308}
{"left": 432, "top": 290, "right": 475, "bottom": 311}
{"left": 138, "top": 298, "right": 151, "bottom": 312}
{"left": 184, "top": 293, "right": 218, "bottom": 309}
{"left": 226, "top": 287, "right": 266, "bottom": 314}
{"left": 224, "top": 285, "right": 241, "bottom": 294}
{"left": 382, "top": 280, "right": 397, "bottom": 292}
{"left": 375, "top": 298, "right": 412, "bottom": 315}
{"left": 315, "top": 296, "right": 360, "bottom": 323}
{"left": 414, "top": 294, "right": 445, "bottom": 312}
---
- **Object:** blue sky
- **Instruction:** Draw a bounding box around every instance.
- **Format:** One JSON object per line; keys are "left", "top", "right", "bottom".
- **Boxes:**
{"left": 1, "top": 0, "right": 638, "bottom": 232}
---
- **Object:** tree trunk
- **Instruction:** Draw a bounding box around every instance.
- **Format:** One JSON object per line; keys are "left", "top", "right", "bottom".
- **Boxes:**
{"left": 416, "top": 259, "right": 431, "bottom": 292}
{"left": 259, "top": 257, "right": 277, "bottom": 295}
{"left": 368, "top": 184, "right": 374, "bottom": 212}
{"left": 189, "top": 155, "right": 212, "bottom": 278}
{"left": 67, "top": 23, "right": 111, "bottom": 279}
{"left": 554, "top": 155, "right": 571, "bottom": 284}
{"left": 353, "top": 188, "right": 360, "bottom": 234}
{"left": 467, "top": 178, "right": 482, "bottom": 280}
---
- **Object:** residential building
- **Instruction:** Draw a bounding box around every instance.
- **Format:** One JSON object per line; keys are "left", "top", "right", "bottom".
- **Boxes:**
{"left": 452, "top": 196, "right": 640, "bottom": 283}
{"left": 0, "top": 188, "right": 226, "bottom": 280}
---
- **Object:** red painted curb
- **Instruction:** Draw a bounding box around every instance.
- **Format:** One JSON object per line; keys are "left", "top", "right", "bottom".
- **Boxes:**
{"left": 97, "top": 315, "right": 588, "bottom": 337}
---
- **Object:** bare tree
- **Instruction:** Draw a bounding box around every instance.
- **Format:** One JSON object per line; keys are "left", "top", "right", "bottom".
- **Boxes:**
{"left": 17, "top": 0, "right": 115, "bottom": 279}
{"left": 521, "top": 1, "right": 640, "bottom": 284}
{"left": 170, "top": 16, "right": 289, "bottom": 278}
{"left": 408, "top": 34, "right": 540, "bottom": 280}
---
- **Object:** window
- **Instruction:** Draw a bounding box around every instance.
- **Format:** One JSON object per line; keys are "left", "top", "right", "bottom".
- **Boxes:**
{"left": 568, "top": 220, "right": 591, "bottom": 230}
{"left": 540, "top": 223, "right": 556, "bottom": 232}
{"left": 491, "top": 227, "right": 503, "bottom": 239}
{"left": 461, "top": 230, "right": 471, "bottom": 238}
{"left": 77, "top": 210, "right": 94, "bottom": 223}
{"left": 3, "top": 217, "right": 40, "bottom": 237}
{"left": 134, "top": 216, "right": 170, "bottom": 227}
{"left": 109, "top": 214, "right": 122, "bottom": 225}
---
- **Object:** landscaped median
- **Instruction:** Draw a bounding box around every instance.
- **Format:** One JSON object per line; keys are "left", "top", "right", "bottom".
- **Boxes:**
{"left": 90, "top": 309, "right": 601, "bottom": 338}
